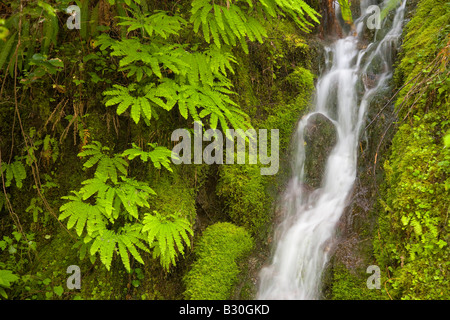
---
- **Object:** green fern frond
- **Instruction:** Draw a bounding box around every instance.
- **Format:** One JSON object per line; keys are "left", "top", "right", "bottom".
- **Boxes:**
{"left": 60, "top": 191, "right": 105, "bottom": 237}
{"left": 118, "top": 10, "right": 186, "bottom": 39}
{"left": 122, "top": 143, "right": 173, "bottom": 171}
{"left": 0, "top": 32, "right": 16, "bottom": 73}
{"left": 142, "top": 211, "right": 193, "bottom": 271}
{"left": 78, "top": 141, "right": 128, "bottom": 183}
{"left": 1, "top": 159, "right": 26, "bottom": 189}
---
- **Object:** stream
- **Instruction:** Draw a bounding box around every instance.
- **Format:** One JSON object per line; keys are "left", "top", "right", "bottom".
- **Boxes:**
{"left": 257, "top": 0, "right": 407, "bottom": 300}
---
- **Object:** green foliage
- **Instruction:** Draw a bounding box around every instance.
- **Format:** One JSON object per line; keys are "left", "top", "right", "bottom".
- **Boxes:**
{"left": 217, "top": 165, "right": 269, "bottom": 235}
{"left": 393, "top": 0, "right": 450, "bottom": 118}
{"left": 0, "top": 230, "right": 37, "bottom": 275}
{"left": 190, "top": 0, "right": 267, "bottom": 52}
{"left": 338, "top": 0, "right": 352, "bottom": 24}
{"left": 0, "top": 159, "right": 26, "bottom": 189}
{"left": 373, "top": 0, "right": 450, "bottom": 300}
{"left": 0, "top": 0, "right": 318, "bottom": 300}
{"left": 190, "top": 0, "right": 319, "bottom": 52}
{"left": 77, "top": 141, "right": 128, "bottom": 183}
{"left": 60, "top": 141, "right": 192, "bottom": 273}
{"left": 21, "top": 54, "right": 64, "bottom": 85}
{"left": 118, "top": 10, "right": 186, "bottom": 39}
{"left": 330, "top": 264, "right": 386, "bottom": 300}
{"left": 183, "top": 222, "right": 253, "bottom": 299}
{"left": 99, "top": 26, "right": 251, "bottom": 131}
{"left": 0, "top": 269, "right": 19, "bottom": 299}
{"left": 374, "top": 111, "right": 449, "bottom": 299}
{"left": 142, "top": 211, "right": 193, "bottom": 271}
{"left": 122, "top": 143, "right": 173, "bottom": 171}
{"left": 0, "top": 1, "right": 61, "bottom": 77}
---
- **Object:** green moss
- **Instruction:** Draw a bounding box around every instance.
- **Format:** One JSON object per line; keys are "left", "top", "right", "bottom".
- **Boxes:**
{"left": 216, "top": 165, "right": 269, "bottom": 236}
{"left": 373, "top": 0, "right": 450, "bottom": 300}
{"left": 330, "top": 264, "right": 387, "bottom": 300}
{"left": 374, "top": 112, "right": 450, "bottom": 300}
{"left": 150, "top": 171, "right": 197, "bottom": 223}
{"left": 394, "top": 0, "right": 450, "bottom": 118}
{"left": 183, "top": 222, "right": 253, "bottom": 300}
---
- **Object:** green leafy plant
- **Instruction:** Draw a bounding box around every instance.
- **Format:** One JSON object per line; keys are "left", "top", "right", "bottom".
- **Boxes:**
{"left": 0, "top": 269, "right": 19, "bottom": 299}
{"left": 142, "top": 211, "right": 193, "bottom": 271}
{"left": 0, "top": 159, "right": 26, "bottom": 189}
{"left": 59, "top": 141, "right": 191, "bottom": 272}
{"left": 0, "top": 230, "right": 37, "bottom": 274}
{"left": 0, "top": 1, "right": 60, "bottom": 77}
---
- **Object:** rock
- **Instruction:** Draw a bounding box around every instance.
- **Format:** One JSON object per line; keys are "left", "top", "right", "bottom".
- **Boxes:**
{"left": 303, "top": 113, "right": 337, "bottom": 189}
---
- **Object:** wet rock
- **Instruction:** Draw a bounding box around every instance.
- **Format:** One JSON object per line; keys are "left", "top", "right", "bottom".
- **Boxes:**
{"left": 303, "top": 113, "right": 338, "bottom": 189}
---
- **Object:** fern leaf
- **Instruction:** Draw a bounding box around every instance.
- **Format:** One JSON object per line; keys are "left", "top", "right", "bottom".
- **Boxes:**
{"left": 142, "top": 211, "right": 192, "bottom": 271}
{"left": 117, "top": 239, "right": 131, "bottom": 272}
{"left": 120, "top": 231, "right": 144, "bottom": 264}
{"left": 214, "top": 5, "right": 225, "bottom": 30}
{"left": 99, "top": 231, "right": 117, "bottom": 271}
{"left": 0, "top": 32, "right": 16, "bottom": 72}
{"left": 130, "top": 99, "right": 141, "bottom": 124}
{"left": 11, "top": 160, "right": 26, "bottom": 189}
{"left": 200, "top": 4, "right": 213, "bottom": 26}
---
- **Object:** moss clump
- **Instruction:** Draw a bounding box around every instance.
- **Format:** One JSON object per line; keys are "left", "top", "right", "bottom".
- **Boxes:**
{"left": 216, "top": 165, "right": 269, "bottom": 236}
{"left": 183, "top": 222, "right": 253, "bottom": 300}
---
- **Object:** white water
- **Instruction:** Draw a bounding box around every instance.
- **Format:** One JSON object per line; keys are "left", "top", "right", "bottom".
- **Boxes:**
{"left": 257, "top": 0, "right": 406, "bottom": 300}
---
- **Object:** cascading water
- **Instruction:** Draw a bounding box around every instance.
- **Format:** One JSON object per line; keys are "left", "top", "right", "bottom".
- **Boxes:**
{"left": 257, "top": 0, "right": 407, "bottom": 300}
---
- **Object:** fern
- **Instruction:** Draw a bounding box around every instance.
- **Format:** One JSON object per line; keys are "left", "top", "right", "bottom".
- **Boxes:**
{"left": 259, "top": 0, "right": 320, "bottom": 31}
{"left": 60, "top": 191, "right": 106, "bottom": 237}
{"left": 89, "top": 224, "right": 148, "bottom": 272}
{"left": 0, "top": 159, "right": 26, "bottom": 189}
{"left": 142, "top": 211, "right": 193, "bottom": 271}
{"left": 61, "top": 141, "right": 186, "bottom": 272}
{"left": 122, "top": 143, "right": 173, "bottom": 171}
{"left": 78, "top": 141, "right": 128, "bottom": 183}
{"left": 190, "top": 1, "right": 268, "bottom": 52}
{"left": 0, "top": 32, "right": 16, "bottom": 73}
{"left": 190, "top": 0, "right": 319, "bottom": 51}
{"left": 96, "top": 35, "right": 189, "bottom": 80}
{"left": 118, "top": 10, "right": 186, "bottom": 39}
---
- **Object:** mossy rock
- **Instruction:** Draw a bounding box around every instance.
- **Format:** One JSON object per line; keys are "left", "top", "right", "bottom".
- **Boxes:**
{"left": 183, "top": 222, "right": 253, "bottom": 300}
{"left": 304, "top": 113, "right": 337, "bottom": 189}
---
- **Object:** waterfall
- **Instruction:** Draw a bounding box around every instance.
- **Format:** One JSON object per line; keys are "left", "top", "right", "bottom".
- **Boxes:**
{"left": 257, "top": 0, "right": 407, "bottom": 300}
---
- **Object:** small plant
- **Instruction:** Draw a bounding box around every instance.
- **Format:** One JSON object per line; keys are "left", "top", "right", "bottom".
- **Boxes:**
{"left": 0, "top": 269, "right": 19, "bottom": 299}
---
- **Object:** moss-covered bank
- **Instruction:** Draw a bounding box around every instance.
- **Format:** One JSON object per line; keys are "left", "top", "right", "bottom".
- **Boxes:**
{"left": 327, "top": 0, "right": 449, "bottom": 300}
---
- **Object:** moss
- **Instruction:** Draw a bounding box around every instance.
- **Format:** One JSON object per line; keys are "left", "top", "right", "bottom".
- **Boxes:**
{"left": 374, "top": 111, "right": 450, "bottom": 300}
{"left": 330, "top": 263, "right": 387, "bottom": 300}
{"left": 183, "top": 222, "right": 253, "bottom": 300}
{"left": 216, "top": 164, "right": 269, "bottom": 236}
{"left": 394, "top": 0, "right": 450, "bottom": 118}
{"left": 149, "top": 170, "right": 197, "bottom": 223}
{"left": 373, "top": 0, "right": 450, "bottom": 300}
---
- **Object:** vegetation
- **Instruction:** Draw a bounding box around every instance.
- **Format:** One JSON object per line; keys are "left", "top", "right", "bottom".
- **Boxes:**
{"left": 183, "top": 222, "right": 253, "bottom": 299}
{"left": 0, "top": 0, "right": 319, "bottom": 300}
{"left": 0, "top": 0, "right": 447, "bottom": 301}
{"left": 373, "top": 0, "right": 450, "bottom": 300}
